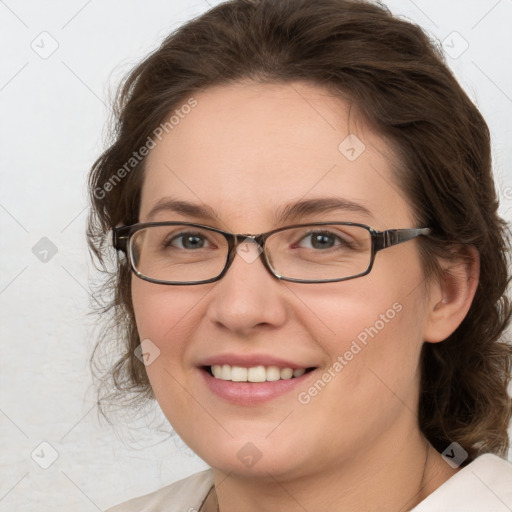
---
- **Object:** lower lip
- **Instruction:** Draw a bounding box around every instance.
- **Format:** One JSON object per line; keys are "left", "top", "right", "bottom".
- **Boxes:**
{"left": 199, "top": 368, "right": 314, "bottom": 405}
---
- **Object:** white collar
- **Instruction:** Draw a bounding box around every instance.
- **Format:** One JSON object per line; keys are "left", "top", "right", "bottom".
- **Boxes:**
{"left": 411, "top": 453, "right": 512, "bottom": 511}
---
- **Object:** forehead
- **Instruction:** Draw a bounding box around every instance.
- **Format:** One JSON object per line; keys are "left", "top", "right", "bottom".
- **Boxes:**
{"left": 140, "top": 81, "right": 413, "bottom": 230}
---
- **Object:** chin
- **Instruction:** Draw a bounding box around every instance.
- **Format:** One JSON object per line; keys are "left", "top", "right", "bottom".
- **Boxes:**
{"left": 191, "top": 434, "right": 309, "bottom": 480}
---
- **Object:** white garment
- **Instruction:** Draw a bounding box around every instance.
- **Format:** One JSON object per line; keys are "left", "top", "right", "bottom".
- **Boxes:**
{"left": 105, "top": 453, "right": 512, "bottom": 511}
{"left": 105, "top": 470, "right": 214, "bottom": 512}
{"left": 410, "top": 453, "right": 512, "bottom": 512}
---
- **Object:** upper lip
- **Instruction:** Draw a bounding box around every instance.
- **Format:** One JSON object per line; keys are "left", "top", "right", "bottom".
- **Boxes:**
{"left": 198, "top": 353, "right": 315, "bottom": 369}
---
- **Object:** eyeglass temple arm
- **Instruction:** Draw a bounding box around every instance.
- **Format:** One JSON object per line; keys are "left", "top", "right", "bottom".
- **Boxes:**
{"left": 373, "top": 228, "right": 431, "bottom": 252}
{"left": 112, "top": 227, "right": 129, "bottom": 252}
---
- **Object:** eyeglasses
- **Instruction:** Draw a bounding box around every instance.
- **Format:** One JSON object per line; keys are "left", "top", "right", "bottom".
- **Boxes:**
{"left": 113, "top": 222, "right": 431, "bottom": 285}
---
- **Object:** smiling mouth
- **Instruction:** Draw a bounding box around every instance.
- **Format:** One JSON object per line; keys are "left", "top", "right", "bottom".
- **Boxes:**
{"left": 205, "top": 364, "right": 315, "bottom": 382}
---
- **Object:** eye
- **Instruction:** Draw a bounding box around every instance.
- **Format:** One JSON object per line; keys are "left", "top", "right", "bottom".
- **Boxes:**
{"left": 167, "top": 232, "right": 211, "bottom": 250}
{"left": 297, "top": 231, "right": 348, "bottom": 250}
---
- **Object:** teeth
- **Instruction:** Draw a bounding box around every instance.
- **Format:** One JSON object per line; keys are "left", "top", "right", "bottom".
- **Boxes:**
{"left": 210, "top": 364, "right": 308, "bottom": 382}
{"left": 211, "top": 365, "right": 222, "bottom": 379}
{"left": 221, "top": 364, "right": 231, "bottom": 380}
{"left": 231, "top": 366, "right": 248, "bottom": 382}
{"left": 266, "top": 366, "right": 281, "bottom": 382}
{"left": 248, "top": 366, "right": 266, "bottom": 382}
{"left": 280, "top": 368, "right": 293, "bottom": 380}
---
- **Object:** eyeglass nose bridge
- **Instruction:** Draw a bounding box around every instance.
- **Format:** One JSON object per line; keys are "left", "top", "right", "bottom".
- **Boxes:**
{"left": 222, "top": 232, "right": 279, "bottom": 279}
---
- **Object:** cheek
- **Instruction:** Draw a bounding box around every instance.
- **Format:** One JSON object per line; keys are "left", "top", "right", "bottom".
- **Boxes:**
{"left": 131, "top": 280, "right": 210, "bottom": 432}
{"left": 293, "top": 251, "right": 428, "bottom": 391}
{"left": 131, "top": 279, "right": 201, "bottom": 341}
{"left": 130, "top": 279, "right": 200, "bottom": 385}
{"left": 296, "top": 288, "right": 424, "bottom": 395}
{"left": 289, "top": 302, "right": 425, "bottom": 468}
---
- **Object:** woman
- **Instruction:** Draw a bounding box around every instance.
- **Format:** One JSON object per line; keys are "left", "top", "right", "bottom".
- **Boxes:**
{"left": 88, "top": 0, "right": 512, "bottom": 510}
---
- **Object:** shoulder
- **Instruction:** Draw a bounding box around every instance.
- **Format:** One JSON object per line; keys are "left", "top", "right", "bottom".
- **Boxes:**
{"left": 105, "top": 469, "right": 214, "bottom": 512}
{"left": 413, "top": 453, "right": 512, "bottom": 512}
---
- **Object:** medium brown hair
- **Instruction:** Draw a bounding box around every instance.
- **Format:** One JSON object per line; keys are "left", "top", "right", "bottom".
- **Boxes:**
{"left": 88, "top": 0, "right": 512, "bottom": 460}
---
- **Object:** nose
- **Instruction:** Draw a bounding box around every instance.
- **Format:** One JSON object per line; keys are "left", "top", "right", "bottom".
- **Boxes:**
{"left": 205, "top": 240, "right": 288, "bottom": 336}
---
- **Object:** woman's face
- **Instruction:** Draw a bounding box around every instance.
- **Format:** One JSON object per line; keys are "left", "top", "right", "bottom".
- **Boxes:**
{"left": 132, "top": 81, "right": 432, "bottom": 479}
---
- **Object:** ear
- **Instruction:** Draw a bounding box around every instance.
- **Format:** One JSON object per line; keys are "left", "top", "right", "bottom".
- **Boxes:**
{"left": 423, "top": 245, "right": 480, "bottom": 343}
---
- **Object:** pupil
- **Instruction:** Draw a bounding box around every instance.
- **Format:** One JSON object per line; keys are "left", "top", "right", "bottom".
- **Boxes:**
{"left": 312, "top": 233, "right": 334, "bottom": 249}
{"left": 183, "top": 235, "right": 204, "bottom": 249}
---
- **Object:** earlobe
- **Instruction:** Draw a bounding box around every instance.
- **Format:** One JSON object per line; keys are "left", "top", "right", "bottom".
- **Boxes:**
{"left": 423, "top": 245, "right": 480, "bottom": 343}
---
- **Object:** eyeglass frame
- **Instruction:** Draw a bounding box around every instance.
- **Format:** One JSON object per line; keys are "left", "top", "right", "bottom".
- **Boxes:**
{"left": 113, "top": 221, "right": 431, "bottom": 285}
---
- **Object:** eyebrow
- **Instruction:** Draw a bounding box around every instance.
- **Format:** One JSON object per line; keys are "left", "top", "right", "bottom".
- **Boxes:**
{"left": 275, "top": 197, "right": 374, "bottom": 223}
{"left": 147, "top": 198, "right": 217, "bottom": 221}
{"left": 145, "top": 197, "right": 374, "bottom": 224}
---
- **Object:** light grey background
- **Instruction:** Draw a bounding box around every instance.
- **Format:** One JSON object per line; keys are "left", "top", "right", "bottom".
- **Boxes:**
{"left": 1, "top": 0, "right": 511, "bottom": 511}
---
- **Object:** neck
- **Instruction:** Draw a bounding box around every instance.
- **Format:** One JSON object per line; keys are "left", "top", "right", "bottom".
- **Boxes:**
{"left": 206, "top": 430, "right": 459, "bottom": 512}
